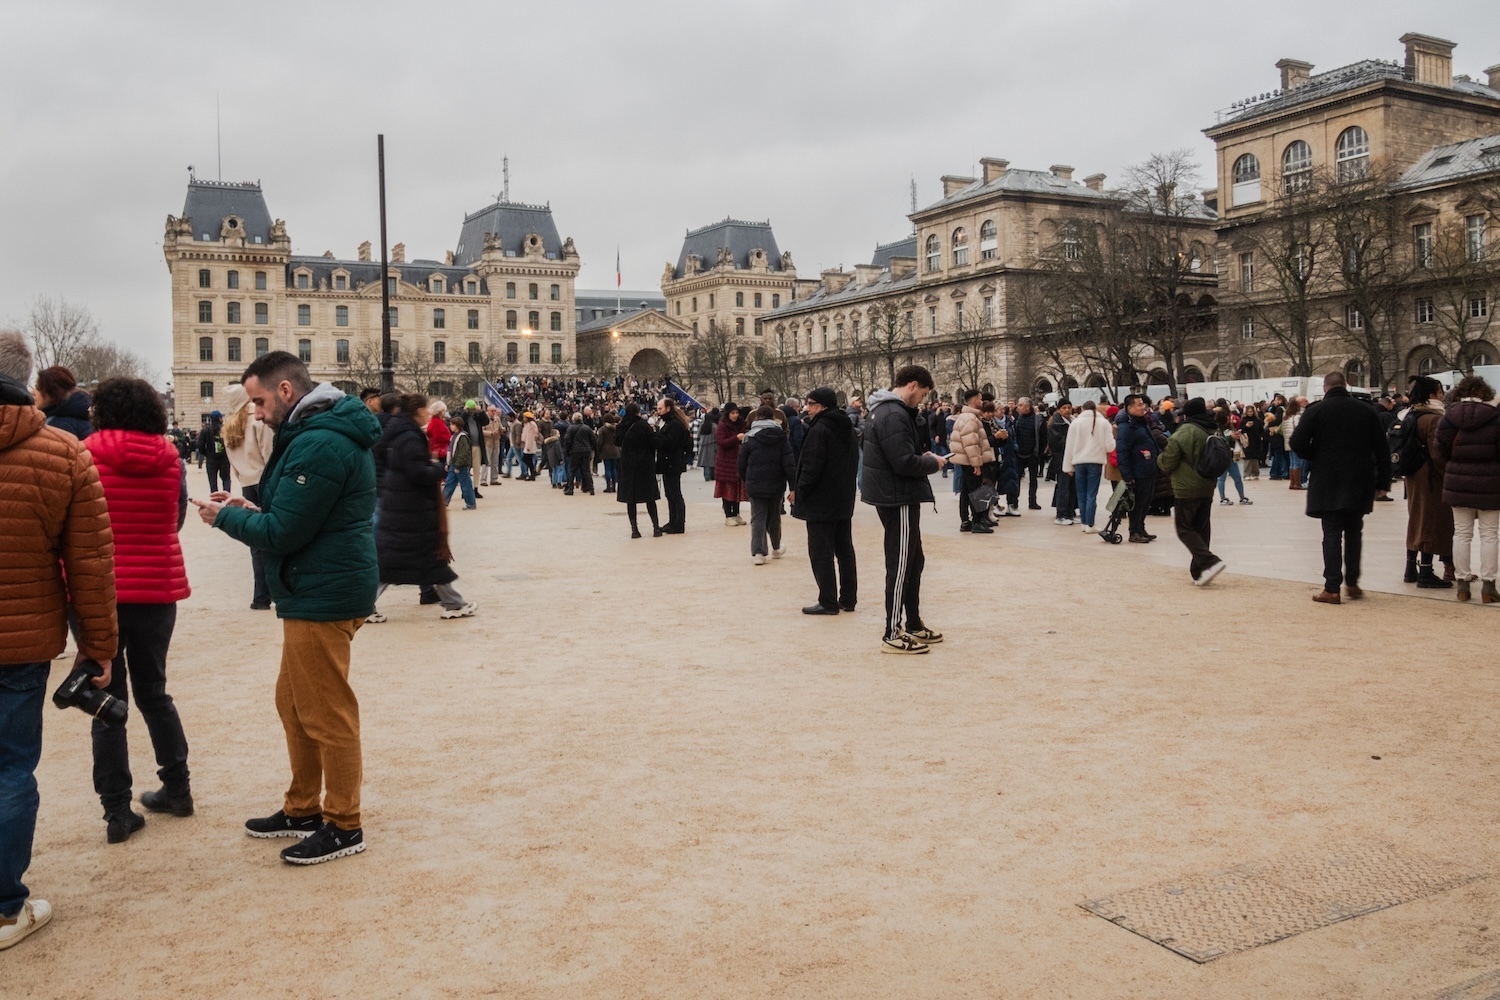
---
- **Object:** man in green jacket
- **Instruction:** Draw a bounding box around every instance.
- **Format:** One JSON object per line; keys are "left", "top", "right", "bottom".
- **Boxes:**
{"left": 194, "top": 352, "right": 380, "bottom": 865}
{"left": 1157, "top": 396, "right": 1227, "bottom": 586}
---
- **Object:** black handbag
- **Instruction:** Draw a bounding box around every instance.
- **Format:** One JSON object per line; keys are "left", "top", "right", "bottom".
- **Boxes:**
{"left": 968, "top": 483, "right": 1001, "bottom": 523}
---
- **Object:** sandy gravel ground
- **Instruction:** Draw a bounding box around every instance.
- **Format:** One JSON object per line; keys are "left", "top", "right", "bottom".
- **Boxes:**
{"left": 7, "top": 470, "right": 1499, "bottom": 999}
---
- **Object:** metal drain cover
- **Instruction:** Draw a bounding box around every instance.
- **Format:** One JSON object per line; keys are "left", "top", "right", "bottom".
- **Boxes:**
{"left": 1080, "top": 843, "right": 1484, "bottom": 963}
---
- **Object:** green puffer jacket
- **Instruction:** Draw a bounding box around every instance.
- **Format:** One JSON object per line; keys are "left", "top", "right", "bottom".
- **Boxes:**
{"left": 215, "top": 385, "right": 381, "bottom": 621}
{"left": 1156, "top": 416, "right": 1216, "bottom": 499}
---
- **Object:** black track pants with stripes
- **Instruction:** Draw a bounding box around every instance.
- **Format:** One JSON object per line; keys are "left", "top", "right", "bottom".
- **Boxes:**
{"left": 877, "top": 504, "right": 925, "bottom": 640}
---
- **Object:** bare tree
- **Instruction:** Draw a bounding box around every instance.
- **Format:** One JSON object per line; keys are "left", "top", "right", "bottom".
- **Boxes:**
{"left": 1424, "top": 215, "right": 1497, "bottom": 370}
{"left": 27, "top": 296, "right": 98, "bottom": 370}
{"left": 335, "top": 336, "right": 385, "bottom": 391}
{"left": 748, "top": 329, "right": 801, "bottom": 398}
{"left": 862, "top": 299, "right": 914, "bottom": 389}
{"left": 940, "top": 301, "right": 993, "bottom": 393}
{"left": 1322, "top": 166, "right": 1413, "bottom": 388}
{"left": 683, "top": 318, "right": 737, "bottom": 401}
{"left": 69, "top": 341, "right": 153, "bottom": 384}
{"left": 1029, "top": 211, "right": 1145, "bottom": 389}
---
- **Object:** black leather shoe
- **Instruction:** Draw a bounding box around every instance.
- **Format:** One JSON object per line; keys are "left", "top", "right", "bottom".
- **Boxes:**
{"left": 838, "top": 602, "right": 857, "bottom": 612}
{"left": 652, "top": 527, "right": 664, "bottom": 537}
{"left": 419, "top": 591, "right": 440, "bottom": 605}
{"left": 1128, "top": 533, "right": 1152, "bottom": 543}
{"left": 802, "top": 604, "right": 839, "bottom": 615}
{"left": 140, "top": 787, "right": 194, "bottom": 817}
{"left": 106, "top": 810, "right": 145, "bottom": 844}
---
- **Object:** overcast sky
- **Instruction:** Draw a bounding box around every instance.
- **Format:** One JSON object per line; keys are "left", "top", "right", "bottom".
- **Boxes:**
{"left": 2, "top": 0, "right": 1497, "bottom": 378}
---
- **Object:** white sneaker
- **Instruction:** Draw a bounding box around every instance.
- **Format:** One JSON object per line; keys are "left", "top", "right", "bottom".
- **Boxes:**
{"left": 725, "top": 517, "right": 737, "bottom": 527}
{"left": 734, "top": 515, "right": 747, "bottom": 526}
{"left": 771, "top": 547, "right": 787, "bottom": 559}
{"left": 753, "top": 554, "right": 768, "bottom": 565}
{"left": 0, "top": 899, "right": 52, "bottom": 951}
{"left": 440, "top": 602, "right": 478, "bottom": 619}
{"left": 365, "top": 612, "right": 387, "bottom": 624}
{"left": 1194, "top": 561, "right": 1227, "bottom": 587}
{"left": 1054, "top": 517, "right": 1074, "bottom": 526}
{"left": 1082, "top": 526, "right": 1096, "bottom": 534}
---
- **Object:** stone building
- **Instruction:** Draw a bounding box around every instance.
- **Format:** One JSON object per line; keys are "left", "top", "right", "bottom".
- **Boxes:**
{"left": 760, "top": 160, "right": 1219, "bottom": 401}
{"left": 165, "top": 178, "right": 580, "bottom": 425}
{"left": 1205, "top": 32, "right": 1500, "bottom": 387}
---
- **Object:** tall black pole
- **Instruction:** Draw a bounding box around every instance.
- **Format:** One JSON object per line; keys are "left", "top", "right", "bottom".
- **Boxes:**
{"left": 378, "top": 134, "right": 393, "bottom": 394}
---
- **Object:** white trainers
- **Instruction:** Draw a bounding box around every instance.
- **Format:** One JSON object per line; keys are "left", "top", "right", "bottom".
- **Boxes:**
{"left": 1082, "top": 525, "right": 1096, "bottom": 534}
{"left": 753, "top": 554, "right": 768, "bottom": 565}
{"left": 881, "top": 633, "right": 929, "bottom": 654}
{"left": 0, "top": 899, "right": 52, "bottom": 951}
{"left": 725, "top": 517, "right": 737, "bottom": 527}
{"left": 1194, "top": 561, "right": 1227, "bottom": 587}
{"left": 440, "top": 602, "right": 478, "bottom": 619}
{"left": 734, "top": 515, "right": 747, "bottom": 526}
{"left": 771, "top": 547, "right": 787, "bottom": 559}
{"left": 365, "top": 612, "right": 387, "bottom": 624}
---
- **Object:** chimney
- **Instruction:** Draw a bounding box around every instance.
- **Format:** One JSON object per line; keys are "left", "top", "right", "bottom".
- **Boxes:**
{"left": 391, "top": 242, "right": 406, "bottom": 263}
{"left": 980, "top": 157, "right": 1010, "bottom": 183}
{"left": 941, "top": 174, "right": 977, "bottom": 197}
{"left": 853, "top": 263, "right": 883, "bottom": 286}
{"left": 1050, "top": 165, "right": 1074, "bottom": 181}
{"left": 1083, "top": 173, "right": 1107, "bottom": 191}
{"left": 1276, "top": 58, "right": 1314, "bottom": 90}
{"left": 1487, "top": 64, "right": 1500, "bottom": 90}
{"left": 888, "top": 256, "right": 917, "bottom": 281}
{"left": 821, "top": 267, "right": 854, "bottom": 294}
{"left": 1401, "top": 32, "right": 1456, "bottom": 88}
{"left": 357, "top": 240, "right": 371, "bottom": 262}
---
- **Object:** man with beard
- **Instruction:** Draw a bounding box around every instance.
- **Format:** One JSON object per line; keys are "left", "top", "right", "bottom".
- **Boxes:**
{"left": 791, "top": 387, "right": 858, "bottom": 615}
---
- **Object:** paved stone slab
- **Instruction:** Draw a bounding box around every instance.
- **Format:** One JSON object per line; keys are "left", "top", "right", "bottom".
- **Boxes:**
{"left": 1425, "top": 968, "right": 1500, "bottom": 999}
{"left": 1081, "top": 844, "right": 1485, "bottom": 963}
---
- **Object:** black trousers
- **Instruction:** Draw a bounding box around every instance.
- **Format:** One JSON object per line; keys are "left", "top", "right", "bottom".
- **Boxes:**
{"left": 243, "top": 483, "right": 270, "bottom": 607}
{"left": 1050, "top": 458, "right": 1075, "bottom": 516}
{"left": 805, "top": 518, "right": 856, "bottom": 610}
{"left": 567, "top": 455, "right": 594, "bottom": 493}
{"left": 1173, "top": 496, "right": 1219, "bottom": 579}
{"left": 661, "top": 471, "right": 685, "bottom": 529}
{"left": 92, "top": 603, "right": 190, "bottom": 814}
{"left": 1321, "top": 510, "right": 1364, "bottom": 591}
{"left": 1128, "top": 474, "right": 1154, "bottom": 536}
{"left": 205, "top": 454, "right": 232, "bottom": 493}
{"left": 1017, "top": 453, "right": 1042, "bottom": 504}
{"left": 957, "top": 466, "right": 983, "bottom": 524}
{"left": 877, "top": 504, "right": 925, "bottom": 639}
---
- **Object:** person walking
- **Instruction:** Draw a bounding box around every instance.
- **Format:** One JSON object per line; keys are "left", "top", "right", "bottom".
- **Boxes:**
{"left": 1435, "top": 375, "right": 1500, "bottom": 603}
{"left": 83, "top": 378, "right": 195, "bottom": 841}
{"left": 1401, "top": 376, "right": 1455, "bottom": 588}
{"left": 1047, "top": 400, "right": 1076, "bottom": 524}
{"left": 0, "top": 334, "right": 117, "bottom": 949}
{"left": 1157, "top": 397, "right": 1227, "bottom": 586}
{"left": 861, "top": 366, "right": 947, "bottom": 654}
{"left": 442, "top": 415, "right": 477, "bottom": 510}
{"left": 1062, "top": 400, "right": 1113, "bottom": 534}
{"left": 461, "top": 401, "right": 489, "bottom": 492}
{"left": 196, "top": 351, "right": 380, "bottom": 865}
{"left": 221, "top": 383, "right": 276, "bottom": 610}
{"left": 949, "top": 388, "right": 997, "bottom": 535}
{"left": 738, "top": 406, "right": 796, "bottom": 565}
{"left": 654, "top": 397, "right": 692, "bottom": 533}
{"left": 615, "top": 402, "right": 660, "bottom": 538}
{"left": 792, "top": 387, "right": 858, "bottom": 615}
{"left": 368, "top": 394, "right": 476, "bottom": 622}
{"left": 562, "top": 413, "right": 597, "bottom": 496}
{"left": 1289, "top": 372, "right": 1391, "bottom": 604}
{"left": 1114, "top": 394, "right": 1160, "bottom": 544}
{"left": 714, "top": 403, "right": 748, "bottom": 525}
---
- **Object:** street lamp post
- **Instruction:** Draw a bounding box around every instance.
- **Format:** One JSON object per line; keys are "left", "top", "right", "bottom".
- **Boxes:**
{"left": 378, "top": 134, "right": 393, "bottom": 394}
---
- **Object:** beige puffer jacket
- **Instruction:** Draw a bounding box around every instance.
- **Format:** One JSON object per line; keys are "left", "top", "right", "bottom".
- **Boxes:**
{"left": 948, "top": 406, "right": 995, "bottom": 468}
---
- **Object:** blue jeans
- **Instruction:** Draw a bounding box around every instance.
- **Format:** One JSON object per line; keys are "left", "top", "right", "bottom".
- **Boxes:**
{"left": 603, "top": 458, "right": 619, "bottom": 488}
{"left": 0, "top": 662, "right": 48, "bottom": 919}
{"left": 1268, "top": 448, "right": 1289, "bottom": 479}
{"left": 1074, "top": 463, "right": 1103, "bottom": 526}
{"left": 443, "top": 467, "right": 476, "bottom": 508}
{"left": 550, "top": 460, "right": 567, "bottom": 486}
{"left": 1217, "top": 461, "right": 1245, "bottom": 500}
{"left": 501, "top": 445, "right": 520, "bottom": 476}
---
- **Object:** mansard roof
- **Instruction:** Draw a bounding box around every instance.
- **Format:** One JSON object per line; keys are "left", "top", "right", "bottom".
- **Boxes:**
{"left": 286, "top": 256, "right": 487, "bottom": 294}
{"left": 917, "top": 169, "right": 1117, "bottom": 215}
{"left": 454, "top": 201, "right": 564, "bottom": 267}
{"left": 871, "top": 236, "right": 918, "bottom": 267}
{"left": 1213, "top": 59, "right": 1500, "bottom": 129}
{"left": 1392, "top": 131, "right": 1500, "bottom": 191}
{"left": 760, "top": 269, "right": 919, "bottom": 322}
{"left": 673, "top": 218, "right": 783, "bottom": 279}
{"left": 182, "top": 179, "right": 275, "bottom": 243}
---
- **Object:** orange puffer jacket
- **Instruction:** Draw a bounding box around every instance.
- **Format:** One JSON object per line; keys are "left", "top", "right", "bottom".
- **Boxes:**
{"left": 0, "top": 398, "right": 118, "bottom": 665}
{"left": 948, "top": 406, "right": 995, "bottom": 468}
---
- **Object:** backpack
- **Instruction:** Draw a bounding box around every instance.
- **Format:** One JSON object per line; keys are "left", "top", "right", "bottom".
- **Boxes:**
{"left": 1388, "top": 411, "right": 1427, "bottom": 477}
{"left": 1195, "top": 432, "right": 1233, "bottom": 479}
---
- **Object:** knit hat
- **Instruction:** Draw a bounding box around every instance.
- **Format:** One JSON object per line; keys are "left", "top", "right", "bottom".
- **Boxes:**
{"left": 465, "top": 399, "right": 478, "bottom": 410}
{"left": 807, "top": 386, "right": 838, "bottom": 409}
{"left": 1160, "top": 399, "right": 1174, "bottom": 411}
{"left": 1105, "top": 405, "right": 1120, "bottom": 419}
{"left": 1183, "top": 397, "right": 1207, "bottom": 416}
{"left": 222, "top": 383, "right": 250, "bottom": 415}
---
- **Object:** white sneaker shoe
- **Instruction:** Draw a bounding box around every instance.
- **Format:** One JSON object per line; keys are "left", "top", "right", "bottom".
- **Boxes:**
{"left": 771, "top": 547, "right": 787, "bottom": 559}
{"left": 734, "top": 515, "right": 747, "bottom": 526}
{"left": 1194, "top": 561, "right": 1227, "bottom": 587}
{"left": 440, "top": 602, "right": 478, "bottom": 619}
{"left": 725, "top": 517, "right": 737, "bottom": 527}
{"left": 753, "top": 554, "right": 768, "bottom": 565}
{"left": 365, "top": 612, "right": 387, "bottom": 624}
{"left": 1082, "top": 526, "right": 1096, "bottom": 534}
{"left": 0, "top": 899, "right": 52, "bottom": 951}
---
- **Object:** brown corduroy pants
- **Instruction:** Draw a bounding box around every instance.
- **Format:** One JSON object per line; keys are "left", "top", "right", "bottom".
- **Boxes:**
{"left": 275, "top": 618, "right": 364, "bottom": 830}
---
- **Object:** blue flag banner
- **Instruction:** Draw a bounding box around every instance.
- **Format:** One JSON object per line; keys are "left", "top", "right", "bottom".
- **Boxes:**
{"left": 483, "top": 381, "right": 515, "bottom": 416}
{"left": 665, "top": 379, "right": 705, "bottom": 412}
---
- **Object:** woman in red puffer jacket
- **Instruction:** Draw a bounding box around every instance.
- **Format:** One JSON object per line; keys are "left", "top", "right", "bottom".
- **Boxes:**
{"left": 83, "top": 377, "right": 193, "bottom": 844}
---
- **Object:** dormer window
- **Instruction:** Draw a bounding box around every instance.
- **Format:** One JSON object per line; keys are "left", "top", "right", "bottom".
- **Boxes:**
{"left": 431, "top": 277, "right": 445, "bottom": 294}
{"left": 294, "top": 269, "right": 311, "bottom": 290}
{"left": 465, "top": 280, "right": 477, "bottom": 294}
{"left": 334, "top": 272, "right": 347, "bottom": 291}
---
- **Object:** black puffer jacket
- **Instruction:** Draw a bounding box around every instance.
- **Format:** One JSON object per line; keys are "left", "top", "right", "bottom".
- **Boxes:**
{"left": 792, "top": 407, "right": 858, "bottom": 521}
{"left": 1437, "top": 400, "right": 1500, "bottom": 510}
{"left": 737, "top": 420, "right": 795, "bottom": 498}
{"left": 1288, "top": 387, "right": 1390, "bottom": 517}
{"left": 860, "top": 390, "right": 938, "bottom": 507}
{"left": 375, "top": 415, "right": 455, "bottom": 586}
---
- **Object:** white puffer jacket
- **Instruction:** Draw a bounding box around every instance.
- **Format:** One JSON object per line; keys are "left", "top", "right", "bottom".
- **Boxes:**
{"left": 1062, "top": 409, "right": 1115, "bottom": 472}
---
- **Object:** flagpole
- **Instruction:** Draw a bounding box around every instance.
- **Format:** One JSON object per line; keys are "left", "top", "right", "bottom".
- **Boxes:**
{"left": 615, "top": 244, "right": 621, "bottom": 316}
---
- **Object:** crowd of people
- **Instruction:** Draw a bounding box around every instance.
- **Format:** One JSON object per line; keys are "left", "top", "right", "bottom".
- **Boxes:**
{"left": 4, "top": 319, "right": 1500, "bottom": 950}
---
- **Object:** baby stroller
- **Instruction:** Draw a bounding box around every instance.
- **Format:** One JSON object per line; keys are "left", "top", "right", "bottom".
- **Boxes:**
{"left": 1099, "top": 480, "right": 1134, "bottom": 544}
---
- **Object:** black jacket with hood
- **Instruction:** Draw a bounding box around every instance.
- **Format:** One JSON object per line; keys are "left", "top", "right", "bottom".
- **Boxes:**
{"left": 859, "top": 389, "right": 939, "bottom": 507}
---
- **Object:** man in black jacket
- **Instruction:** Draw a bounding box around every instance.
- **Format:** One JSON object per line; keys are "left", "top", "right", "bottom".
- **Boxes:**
{"left": 791, "top": 387, "right": 858, "bottom": 616}
{"left": 1290, "top": 372, "right": 1391, "bottom": 604}
{"left": 860, "top": 366, "right": 947, "bottom": 654}
{"left": 1011, "top": 397, "right": 1046, "bottom": 510}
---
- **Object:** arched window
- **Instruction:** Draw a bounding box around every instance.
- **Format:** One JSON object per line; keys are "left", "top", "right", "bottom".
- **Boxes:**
{"left": 1417, "top": 355, "right": 1440, "bottom": 376}
{"left": 1085, "top": 374, "right": 1107, "bottom": 389}
{"left": 1281, "top": 141, "right": 1313, "bottom": 192}
{"left": 925, "top": 234, "right": 941, "bottom": 272}
{"left": 1345, "top": 358, "right": 1366, "bottom": 385}
{"left": 1235, "top": 361, "right": 1259, "bottom": 380}
{"left": 1335, "top": 127, "right": 1369, "bottom": 182}
{"left": 1231, "top": 153, "right": 1261, "bottom": 206}
{"left": 1032, "top": 378, "right": 1053, "bottom": 395}
{"left": 952, "top": 228, "right": 969, "bottom": 266}
{"left": 979, "top": 220, "right": 998, "bottom": 260}
{"left": 1182, "top": 367, "right": 1206, "bottom": 384}
{"left": 527, "top": 310, "right": 539, "bottom": 331}
{"left": 254, "top": 337, "right": 269, "bottom": 359}
{"left": 1468, "top": 345, "right": 1495, "bottom": 367}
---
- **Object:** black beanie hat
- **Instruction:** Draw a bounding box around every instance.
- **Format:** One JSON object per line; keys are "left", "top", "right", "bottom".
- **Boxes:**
{"left": 1184, "top": 397, "right": 1207, "bottom": 416}
{"left": 807, "top": 387, "right": 838, "bottom": 409}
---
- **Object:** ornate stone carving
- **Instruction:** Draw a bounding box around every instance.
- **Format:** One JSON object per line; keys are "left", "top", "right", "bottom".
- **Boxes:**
{"left": 561, "top": 237, "right": 577, "bottom": 258}
{"left": 780, "top": 251, "right": 794, "bottom": 270}
{"left": 270, "top": 218, "right": 289, "bottom": 243}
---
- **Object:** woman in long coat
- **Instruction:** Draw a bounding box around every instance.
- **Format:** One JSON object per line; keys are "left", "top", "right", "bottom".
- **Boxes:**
{"left": 713, "top": 402, "right": 748, "bottom": 525}
{"left": 371, "top": 394, "right": 474, "bottom": 620}
{"left": 615, "top": 402, "right": 661, "bottom": 538}
{"left": 1403, "top": 376, "right": 1454, "bottom": 587}
{"left": 696, "top": 407, "right": 719, "bottom": 481}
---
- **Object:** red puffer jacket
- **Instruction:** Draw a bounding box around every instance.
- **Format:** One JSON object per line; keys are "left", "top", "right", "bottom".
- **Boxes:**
{"left": 85, "top": 429, "right": 191, "bottom": 604}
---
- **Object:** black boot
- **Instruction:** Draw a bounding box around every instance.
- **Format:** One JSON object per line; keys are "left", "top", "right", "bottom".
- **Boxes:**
{"left": 1415, "top": 557, "right": 1452, "bottom": 589}
{"left": 1403, "top": 551, "right": 1418, "bottom": 583}
{"left": 105, "top": 809, "right": 146, "bottom": 844}
{"left": 140, "top": 786, "right": 194, "bottom": 817}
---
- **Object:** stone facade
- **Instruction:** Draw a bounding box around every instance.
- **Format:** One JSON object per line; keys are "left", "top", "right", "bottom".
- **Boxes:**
{"left": 165, "top": 179, "right": 580, "bottom": 425}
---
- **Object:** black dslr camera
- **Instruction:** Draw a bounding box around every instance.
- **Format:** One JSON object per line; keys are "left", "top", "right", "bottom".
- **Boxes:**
{"left": 52, "top": 661, "right": 127, "bottom": 727}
